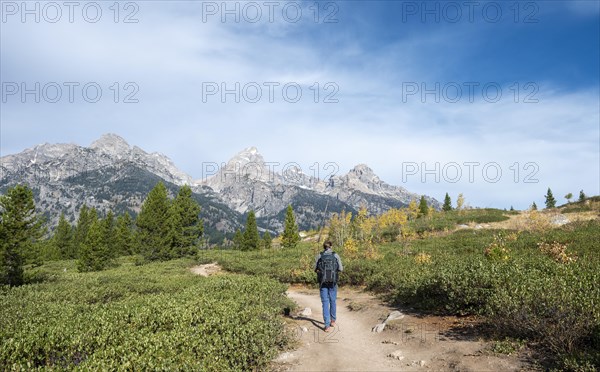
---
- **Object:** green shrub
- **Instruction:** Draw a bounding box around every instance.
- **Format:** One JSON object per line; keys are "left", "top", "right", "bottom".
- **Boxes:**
{"left": 198, "top": 221, "right": 600, "bottom": 369}
{"left": 0, "top": 258, "right": 292, "bottom": 370}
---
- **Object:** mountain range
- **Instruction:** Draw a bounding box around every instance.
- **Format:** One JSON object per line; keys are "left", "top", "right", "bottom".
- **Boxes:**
{"left": 0, "top": 134, "right": 439, "bottom": 243}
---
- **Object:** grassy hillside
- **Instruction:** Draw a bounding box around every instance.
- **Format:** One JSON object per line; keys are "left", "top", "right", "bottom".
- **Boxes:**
{"left": 0, "top": 258, "right": 293, "bottom": 370}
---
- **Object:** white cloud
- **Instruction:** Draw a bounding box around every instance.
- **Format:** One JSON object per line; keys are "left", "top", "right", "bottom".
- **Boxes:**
{"left": 1, "top": 2, "right": 598, "bottom": 210}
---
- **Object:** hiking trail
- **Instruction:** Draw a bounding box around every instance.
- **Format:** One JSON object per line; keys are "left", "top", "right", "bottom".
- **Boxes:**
{"left": 190, "top": 263, "right": 530, "bottom": 371}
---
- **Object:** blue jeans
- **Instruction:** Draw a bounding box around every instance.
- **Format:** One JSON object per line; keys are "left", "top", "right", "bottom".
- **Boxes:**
{"left": 320, "top": 284, "right": 337, "bottom": 328}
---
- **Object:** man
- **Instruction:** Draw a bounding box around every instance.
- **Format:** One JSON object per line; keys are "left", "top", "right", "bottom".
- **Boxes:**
{"left": 314, "top": 241, "right": 343, "bottom": 332}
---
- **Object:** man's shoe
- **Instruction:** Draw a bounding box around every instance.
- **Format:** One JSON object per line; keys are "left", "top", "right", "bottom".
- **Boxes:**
{"left": 324, "top": 327, "right": 331, "bottom": 332}
{"left": 331, "top": 321, "right": 336, "bottom": 327}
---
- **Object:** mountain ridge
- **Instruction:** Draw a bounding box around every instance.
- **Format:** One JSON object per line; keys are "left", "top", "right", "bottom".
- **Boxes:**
{"left": 0, "top": 134, "right": 440, "bottom": 241}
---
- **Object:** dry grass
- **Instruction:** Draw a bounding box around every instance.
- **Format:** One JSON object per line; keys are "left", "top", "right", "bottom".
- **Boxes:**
{"left": 475, "top": 209, "right": 598, "bottom": 231}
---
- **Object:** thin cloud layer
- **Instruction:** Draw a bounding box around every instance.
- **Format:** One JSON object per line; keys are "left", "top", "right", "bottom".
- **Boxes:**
{"left": 1, "top": 1, "right": 598, "bottom": 209}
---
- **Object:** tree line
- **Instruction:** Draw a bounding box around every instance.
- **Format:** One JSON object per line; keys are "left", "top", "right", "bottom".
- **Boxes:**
{"left": 530, "top": 188, "right": 588, "bottom": 210}
{"left": 1, "top": 182, "right": 303, "bottom": 285}
{"left": 0, "top": 182, "right": 203, "bottom": 285}
{"left": 231, "top": 205, "right": 300, "bottom": 250}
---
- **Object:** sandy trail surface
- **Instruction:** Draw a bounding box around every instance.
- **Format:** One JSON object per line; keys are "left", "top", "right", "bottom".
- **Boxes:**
{"left": 276, "top": 286, "right": 530, "bottom": 371}
{"left": 190, "top": 263, "right": 531, "bottom": 371}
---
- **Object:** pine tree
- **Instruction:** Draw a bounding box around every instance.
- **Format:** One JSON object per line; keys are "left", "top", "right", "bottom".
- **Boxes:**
{"left": 73, "top": 205, "right": 91, "bottom": 257}
{"left": 77, "top": 210, "right": 98, "bottom": 271}
{"left": 242, "top": 210, "right": 260, "bottom": 251}
{"left": 418, "top": 196, "right": 429, "bottom": 217}
{"left": 77, "top": 210, "right": 112, "bottom": 272}
{"left": 579, "top": 190, "right": 586, "bottom": 202}
{"left": 545, "top": 188, "right": 556, "bottom": 209}
{"left": 281, "top": 205, "right": 300, "bottom": 248}
{"left": 531, "top": 202, "right": 538, "bottom": 210}
{"left": 53, "top": 213, "right": 74, "bottom": 258}
{"left": 167, "top": 185, "right": 203, "bottom": 257}
{"left": 115, "top": 212, "right": 134, "bottom": 255}
{"left": 136, "top": 182, "right": 171, "bottom": 261}
{"left": 0, "top": 185, "right": 45, "bottom": 285}
{"left": 103, "top": 210, "right": 115, "bottom": 256}
{"left": 262, "top": 231, "right": 273, "bottom": 249}
{"left": 442, "top": 193, "right": 452, "bottom": 211}
{"left": 509, "top": 206, "right": 514, "bottom": 211}
{"left": 233, "top": 229, "right": 243, "bottom": 250}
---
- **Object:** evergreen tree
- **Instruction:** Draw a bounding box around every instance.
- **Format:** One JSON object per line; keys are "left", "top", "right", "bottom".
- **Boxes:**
{"left": 0, "top": 185, "right": 45, "bottom": 286}
{"left": 53, "top": 213, "right": 74, "bottom": 258}
{"left": 509, "top": 206, "right": 514, "bottom": 211}
{"left": 77, "top": 211, "right": 112, "bottom": 272}
{"left": 242, "top": 210, "right": 260, "bottom": 251}
{"left": 115, "top": 212, "right": 134, "bottom": 255}
{"left": 37, "top": 240, "right": 59, "bottom": 263}
{"left": 233, "top": 229, "right": 243, "bottom": 250}
{"left": 418, "top": 196, "right": 429, "bottom": 217}
{"left": 73, "top": 204, "right": 91, "bottom": 257}
{"left": 262, "top": 231, "right": 273, "bottom": 249}
{"left": 281, "top": 205, "right": 300, "bottom": 248}
{"left": 103, "top": 210, "right": 115, "bottom": 255}
{"left": 545, "top": 188, "right": 556, "bottom": 209}
{"left": 136, "top": 182, "right": 171, "bottom": 261}
{"left": 531, "top": 202, "right": 538, "bottom": 210}
{"left": 167, "top": 185, "right": 203, "bottom": 257}
{"left": 579, "top": 190, "right": 586, "bottom": 202}
{"left": 442, "top": 193, "right": 452, "bottom": 211}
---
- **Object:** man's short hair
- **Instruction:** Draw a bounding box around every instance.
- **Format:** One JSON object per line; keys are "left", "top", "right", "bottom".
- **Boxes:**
{"left": 323, "top": 241, "right": 333, "bottom": 249}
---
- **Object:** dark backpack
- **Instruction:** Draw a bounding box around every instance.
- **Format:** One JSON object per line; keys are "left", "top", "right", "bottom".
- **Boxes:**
{"left": 317, "top": 252, "right": 339, "bottom": 286}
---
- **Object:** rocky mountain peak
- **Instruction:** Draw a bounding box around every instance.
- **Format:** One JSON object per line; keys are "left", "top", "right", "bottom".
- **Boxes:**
{"left": 350, "top": 164, "right": 375, "bottom": 176}
{"left": 202, "top": 146, "right": 273, "bottom": 192}
{"left": 347, "top": 163, "right": 380, "bottom": 184}
{"left": 227, "top": 146, "right": 265, "bottom": 167}
{"left": 90, "top": 133, "right": 131, "bottom": 155}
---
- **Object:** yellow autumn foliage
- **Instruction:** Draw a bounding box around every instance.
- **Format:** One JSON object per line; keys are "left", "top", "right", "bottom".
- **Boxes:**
{"left": 414, "top": 252, "right": 432, "bottom": 264}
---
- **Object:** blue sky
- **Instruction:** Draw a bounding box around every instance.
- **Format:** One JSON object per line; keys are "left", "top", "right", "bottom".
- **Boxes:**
{"left": 1, "top": 0, "right": 599, "bottom": 209}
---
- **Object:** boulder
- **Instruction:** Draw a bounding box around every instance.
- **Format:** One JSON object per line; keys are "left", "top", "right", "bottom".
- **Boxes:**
{"left": 551, "top": 215, "right": 570, "bottom": 226}
{"left": 372, "top": 323, "right": 386, "bottom": 333}
{"left": 385, "top": 310, "right": 405, "bottom": 323}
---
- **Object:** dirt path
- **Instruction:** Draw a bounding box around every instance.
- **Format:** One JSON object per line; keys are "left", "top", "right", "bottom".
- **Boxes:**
{"left": 276, "top": 287, "right": 401, "bottom": 371}
{"left": 189, "top": 262, "right": 222, "bottom": 277}
{"left": 275, "top": 286, "right": 530, "bottom": 372}
{"left": 190, "top": 263, "right": 531, "bottom": 371}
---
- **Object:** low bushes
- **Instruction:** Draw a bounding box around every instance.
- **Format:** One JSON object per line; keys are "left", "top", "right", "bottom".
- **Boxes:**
{"left": 0, "top": 259, "right": 292, "bottom": 370}
{"left": 200, "top": 220, "right": 600, "bottom": 369}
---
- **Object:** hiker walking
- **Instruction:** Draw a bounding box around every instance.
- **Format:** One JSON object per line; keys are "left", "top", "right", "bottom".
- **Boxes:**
{"left": 314, "top": 241, "right": 343, "bottom": 332}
